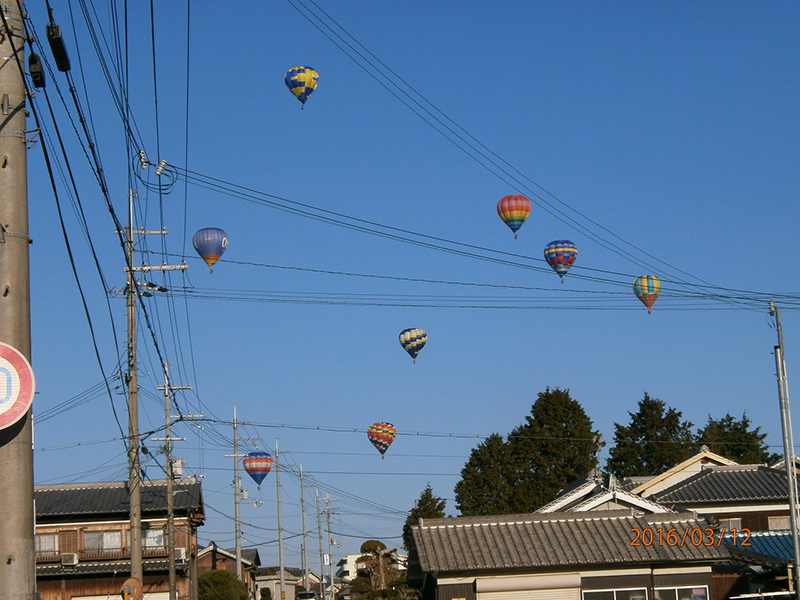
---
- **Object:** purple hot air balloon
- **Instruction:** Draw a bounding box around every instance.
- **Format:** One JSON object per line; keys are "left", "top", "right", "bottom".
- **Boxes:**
{"left": 192, "top": 227, "right": 229, "bottom": 273}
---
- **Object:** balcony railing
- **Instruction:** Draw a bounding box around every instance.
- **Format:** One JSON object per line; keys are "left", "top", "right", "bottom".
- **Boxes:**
{"left": 36, "top": 546, "right": 173, "bottom": 564}
{"left": 35, "top": 551, "right": 60, "bottom": 563}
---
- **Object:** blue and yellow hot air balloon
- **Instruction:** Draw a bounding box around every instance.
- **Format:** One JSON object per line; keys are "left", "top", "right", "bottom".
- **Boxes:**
{"left": 544, "top": 240, "right": 578, "bottom": 282}
{"left": 399, "top": 328, "right": 426, "bottom": 364}
{"left": 192, "top": 227, "right": 228, "bottom": 273}
{"left": 497, "top": 195, "right": 531, "bottom": 238}
{"left": 285, "top": 66, "right": 319, "bottom": 108}
{"left": 243, "top": 451, "right": 274, "bottom": 489}
{"left": 633, "top": 275, "right": 660, "bottom": 313}
{"left": 367, "top": 422, "right": 396, "bottom": 460}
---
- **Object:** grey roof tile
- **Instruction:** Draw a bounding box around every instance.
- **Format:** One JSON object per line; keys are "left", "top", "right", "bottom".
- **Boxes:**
{"left": 413, "top": 510, "right": 732, "bottom": 574}
{"left": 653, "top": 466, "right": 788, "bottom": 504}
{"left": 35, "top": 478, "right": 204, "bottom": 521}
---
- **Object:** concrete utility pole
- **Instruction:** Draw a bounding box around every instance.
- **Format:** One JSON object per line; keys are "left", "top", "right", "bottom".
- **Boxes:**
{"left": 276, "top": 439, "right": 286, "bottom": 600}
{"left": 0, "top": 3, "right": 35, "bottom": 600}
{"left": 300, "top": 466, "right": 310, "bottom": 591}
{"left": 317, "top": 494, "right": 326, "bottom": 600}
{"left": 770, "top": 302, "right": 800, "bottom": 595}
{"left": 123, "top": 188, "right": 186, "bottom": 583}
{"left": 233, "top": 405, "right": 243, "bottom": 582}
{"left": 126, "top": 190, "right": 143, "bottom": 582}
{"left": 155, "top": 365, "right": 190, "bottom": 600}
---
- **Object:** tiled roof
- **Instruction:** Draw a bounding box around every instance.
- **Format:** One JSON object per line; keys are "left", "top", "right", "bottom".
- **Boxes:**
{"left": 35, "top": 478, "right": 204, "bottom": 521}
{"left": 724, "top": 531, "right": 793, "bottom": 563}
{"left": 653, "top": 466, "right": 788, "bottom": 504}
{"left": 413, "top": 510, "right": 732, "bottom": 574}
{"left": 37, "top": 558, "right": 177, "bottom": 578}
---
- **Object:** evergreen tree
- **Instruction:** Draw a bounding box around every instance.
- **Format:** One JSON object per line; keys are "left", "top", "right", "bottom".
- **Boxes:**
{"left": 198, "top": 570, "right": 248, "bottom": 600}
{"left": 402, "top": 484, "right": 445, "bottom": 551}
{"left": 454, "top": 388, "right": 600, "bottom": 515}
{"left": 454, "top": 433, "right": 516, "bottom": 516}
{"left": 403, "top": 484, "right": 446, "bottom": 590}
{"left": 606, "top": 392, "right": 697, "bottom": 477}
{"left": 697, "top": 412, "right": 780, "bottom": 464}
{"left": 507, "top": 388, "right": 601, "bottom": 511}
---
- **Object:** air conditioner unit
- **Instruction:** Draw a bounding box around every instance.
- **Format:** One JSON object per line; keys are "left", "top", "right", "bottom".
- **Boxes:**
{"left": 174, "top": 548, "right": 187, "bottom": 562}
{"left": 61, "top": 553, "right": 79, "bottom": 566}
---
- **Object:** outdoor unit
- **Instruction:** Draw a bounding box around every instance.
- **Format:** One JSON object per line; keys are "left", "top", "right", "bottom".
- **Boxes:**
{"left": 61, "top": 553, "right": 79, "bottom": 566}
{"left": 174, "top": 548, "right": 187, "bottom": 562}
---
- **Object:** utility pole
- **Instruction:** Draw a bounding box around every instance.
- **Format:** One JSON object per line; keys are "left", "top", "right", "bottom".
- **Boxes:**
{"left": 770, "top": 302, "right": 800, "bottom": 595}
{"left": 276, "top": 439, "right": 286, "bottom": 600}
{"left": 233, "top": 405, "right": 243, "bottom": 582}
{"left": 0, "top": 3, "right": 34, "bottom": 600}
{"left": 300, "top": 466, "right": 310, "bottom": 591}
{"left": 223, "top": 406, "right": 258, "bottom": 584}
{"left": 317, "top": 494, "right": 326, "bottom": 600}
{"left": 155, "top": 365, "right": 190, "bottom": 600}
{"left": 324, "top": 494, "right": 338, "bottom": 600}
{"left": 122, "top": 186, "right": 186, "bottom": 582}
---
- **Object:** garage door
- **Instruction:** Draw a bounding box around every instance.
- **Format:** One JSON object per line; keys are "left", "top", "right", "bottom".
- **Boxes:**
{"left": 479, "top": 588, "right": 581, "bottom": 600}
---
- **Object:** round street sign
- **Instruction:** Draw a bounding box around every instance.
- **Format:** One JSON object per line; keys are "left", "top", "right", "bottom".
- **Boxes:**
{"left": 0, "top": 342, "right": 35, "bottom": 430}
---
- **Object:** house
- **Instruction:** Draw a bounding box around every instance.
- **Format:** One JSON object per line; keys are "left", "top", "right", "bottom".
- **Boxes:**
{"left": 35, "top": 477, "right": 205, "bottom": 600}
{"left": 255, "top": 566, "right": 322, "bottom": 600}
{"left": 412, "top": 510, "right": 740, "bottom": 600}
{"left": 196, "top": 542, "right": 261, "bottom": 598}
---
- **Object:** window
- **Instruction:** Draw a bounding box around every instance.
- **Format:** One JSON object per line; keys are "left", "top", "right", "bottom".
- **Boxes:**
{"left": 769, "top": 516, "right": 791, "bottom": 530}
{"left": 144, "top": 527, "right": 165, "bottom": 550}
{"left": 84, "top": 530, "right": 122, "bottom": 552}
{"left": 35, "top": 533, "right": 59, "bottom": 554}
{"left": 656, "top": 586, "right": 707, "bottom": 600}
{"left": 719, "top": 518, "right": 742, "bottom": 531}
{"left": 584, "top": 589, "right": 647, "bottom": 600}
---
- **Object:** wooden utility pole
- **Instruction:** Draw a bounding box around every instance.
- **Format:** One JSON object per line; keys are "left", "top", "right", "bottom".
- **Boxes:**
{"left": 0, "top": 2, "right": 35, "bottom": 599}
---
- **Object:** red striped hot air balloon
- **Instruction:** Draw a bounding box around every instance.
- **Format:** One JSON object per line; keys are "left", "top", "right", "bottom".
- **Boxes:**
{"left": 497, "top": 195, "right": 531, "bottom": 239}
{"left": 367, "top": 422, "right": 396, "bottom": 459}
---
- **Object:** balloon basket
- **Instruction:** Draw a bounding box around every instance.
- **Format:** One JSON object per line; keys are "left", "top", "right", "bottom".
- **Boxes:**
{"left": 514, "top": 234, "right": 518, "bottom": 239}
{"left": 381, "top": 455, "right": 385, "bottom": 461}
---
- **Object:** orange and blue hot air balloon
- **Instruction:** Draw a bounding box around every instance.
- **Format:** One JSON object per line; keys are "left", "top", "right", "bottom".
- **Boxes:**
{"left": 633, "top": 275, "right": 660, "bottom": 313}
{"left": 192, "top": 227, "right": 228, "bottom": 273}
{"left": 243, "top": 451, "right": 274, "bottom": 488}
{"left": 399, "top": 328, "right": 426, "bottom": 364}
{"left": 544, "top": 240, "right": 578, "bottom": 282}
{"left": 367, "top": 422, "right": 396, "bottom": 459}
{"left": 497, "top": 195, "right": 531, "bottom": 238}
{"left": 285, "top": 66, "right": 319, "bottom": 108}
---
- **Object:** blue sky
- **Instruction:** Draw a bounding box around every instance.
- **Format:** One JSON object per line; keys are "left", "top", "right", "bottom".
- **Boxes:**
{"left": 24, "top": 1, "right": 800, "bottom": 569}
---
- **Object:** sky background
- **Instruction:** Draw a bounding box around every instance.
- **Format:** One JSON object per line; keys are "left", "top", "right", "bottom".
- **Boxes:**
{"left": 20, "top": 0, "right": 800, "bottom": 572}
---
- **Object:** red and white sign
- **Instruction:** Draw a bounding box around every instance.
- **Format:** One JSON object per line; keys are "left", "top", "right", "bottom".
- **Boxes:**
{"left": 0, "top": 342, "right": 35, "bottom": 430}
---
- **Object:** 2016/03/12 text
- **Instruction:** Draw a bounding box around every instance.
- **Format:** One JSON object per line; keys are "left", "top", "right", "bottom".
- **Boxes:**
{"left": 629, "top": 527, "right": 751, "bottom": 547}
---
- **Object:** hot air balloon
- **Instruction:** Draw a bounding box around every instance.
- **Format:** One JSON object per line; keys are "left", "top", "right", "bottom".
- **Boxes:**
{"left": 399, "top": 328, "right": 426, "bottom": 363}
{"left": 243, "top": 451, "right": 274, "bottom": 488}
{"left": 285, "top": 66, "right": 319, "bottom": 108}
{"left": 633, "top": 275, "right": 660, "bottom": 313}
{"left": 497, "top": 195, "right": 531, "bottom": 238}
{"left": 192, "top": 227, "right": 228, "bottom": 273}
{"left": 544, "top": 240, "right": 578, "bottom": 282}
{"left": 367, "top": 422, "right": 396, "bottom": 459}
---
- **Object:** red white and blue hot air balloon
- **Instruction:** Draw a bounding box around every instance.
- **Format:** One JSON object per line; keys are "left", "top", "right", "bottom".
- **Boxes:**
{"left": 243, "top": 451, "right": 274, "bottom": 488}
{"left": 192, "top": 227, "right": 228, "bottom": 273}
